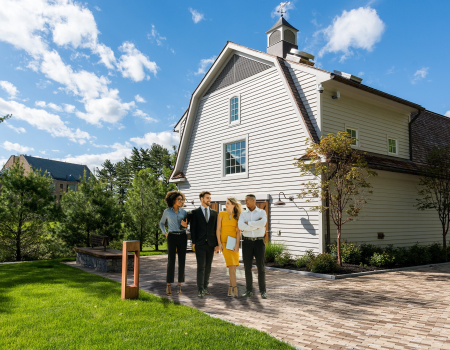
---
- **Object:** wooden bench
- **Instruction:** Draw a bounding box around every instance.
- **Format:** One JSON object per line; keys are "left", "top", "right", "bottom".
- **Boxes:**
{"left": 90, "top": 234, "right": 109, "bottom": 251}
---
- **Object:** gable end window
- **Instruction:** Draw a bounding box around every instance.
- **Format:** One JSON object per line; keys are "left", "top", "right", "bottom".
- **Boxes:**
{"left": 388, "top": 138, "right": 398, "bottom": 155}
{"left": 346, "top": 128, "right": 359, "bottom": 147}
{"left": 230, "top": 96, "right": 239, "bottom": 124}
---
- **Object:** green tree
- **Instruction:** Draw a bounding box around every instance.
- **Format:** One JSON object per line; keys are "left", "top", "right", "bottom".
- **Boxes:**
{"left": 147, "top": 143, "right": 172, "bottom": 179}
{"left": 0, "top": 114, "right": 12, "bottom": 124}
{"left": 56, "top": 173, "right": 123, "bottom": 247}
{"left": 115, "top": 157, "right": 131, "bottom": 205}
{"left": 417, "top": 146, "right": 450, "bottom": 259}
{"left": 294, "top": 132, "right": 377, "bottom": 266}
{"left": 0, "top": 161, "right": 56, "bottom": 261}
{"left": 96, "top": 159, "right": 116, "bottom": 192}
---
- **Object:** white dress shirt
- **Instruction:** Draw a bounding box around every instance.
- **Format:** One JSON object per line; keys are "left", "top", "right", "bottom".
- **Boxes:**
{"left": 238, "top": 206, "right": 267, "bottom": 238}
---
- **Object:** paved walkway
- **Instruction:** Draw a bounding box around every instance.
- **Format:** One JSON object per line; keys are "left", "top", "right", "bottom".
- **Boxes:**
{"left": 67, "top": 253, "right": 450, "bottom": 350}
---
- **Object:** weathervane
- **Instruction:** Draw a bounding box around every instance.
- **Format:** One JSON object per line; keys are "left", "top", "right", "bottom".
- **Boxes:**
{"left": 277, "top": 1, "right": 290, "bottom": 17}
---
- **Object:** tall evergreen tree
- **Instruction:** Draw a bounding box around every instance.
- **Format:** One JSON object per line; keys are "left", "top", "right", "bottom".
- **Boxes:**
{"left": 96, "top": 159, "right": 116, "bottom": 192}
{"left": 115, "top": 157, "right": 131, "bottom": 205}
{"left": 147, "top": 143, "right": 172, "bottom": 179}
{"left": 130, "top": 147, "right": 145, "bottom": 174}
{"left": 56, "top": 173, "right": 123, "bottom": 247}
{"left": 0, "top": 161, "right": 56, "bottom": 261}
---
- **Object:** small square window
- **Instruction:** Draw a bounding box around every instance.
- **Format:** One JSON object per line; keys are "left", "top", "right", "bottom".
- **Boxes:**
{"left": 346, "top": 128, "right": 358, "bottom": 146}
{"left": 388, "top": 138, "right": 397, "bottom": 154}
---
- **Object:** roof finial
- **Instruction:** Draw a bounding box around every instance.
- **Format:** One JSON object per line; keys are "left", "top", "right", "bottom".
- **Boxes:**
{"left": 277, "top": 1, "right": 290, "bottom": 17}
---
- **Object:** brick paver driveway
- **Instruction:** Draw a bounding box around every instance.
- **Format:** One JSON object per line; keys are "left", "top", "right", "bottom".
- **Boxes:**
{"left": 67, "top": 253, "right": 450, "bottom": 350}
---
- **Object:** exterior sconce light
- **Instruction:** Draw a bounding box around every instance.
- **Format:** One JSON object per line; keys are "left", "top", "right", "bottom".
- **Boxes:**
{"left": 185, "top": 198, "right": 195, "bottom": 206}
{"left": 274, "top": 192, "right": 295, "bottom": 206}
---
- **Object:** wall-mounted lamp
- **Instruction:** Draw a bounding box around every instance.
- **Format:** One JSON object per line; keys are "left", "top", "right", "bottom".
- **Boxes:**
{"left": 332, "top": 91, "right": 340, "bottom": 100}
{"left": 184, "top": 198, "right": 195, "bottom": 207}
{"left": 274, "top": 192, "right": 295, "bottom": 206}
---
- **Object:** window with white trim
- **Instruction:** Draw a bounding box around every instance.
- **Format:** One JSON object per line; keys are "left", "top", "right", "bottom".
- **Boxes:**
{"left": 230, "top": 96, "right": 239, "bottom": 123}
{"left": 388, "top": 138, "right": 398, "bottom": 154}
{"left": 346, "top": 128, "right": 359, "bottom": 146}
{"left": 225, "top": 140, "right": 246, "bottom": 175}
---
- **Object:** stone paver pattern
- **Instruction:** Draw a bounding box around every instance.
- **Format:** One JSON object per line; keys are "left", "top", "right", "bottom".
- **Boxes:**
{"left": 67, "top": 252, "right": 450, "bottom": 350}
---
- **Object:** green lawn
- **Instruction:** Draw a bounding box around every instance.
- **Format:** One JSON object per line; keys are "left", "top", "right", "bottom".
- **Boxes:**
{"left": 140, "top": 242, "right": 168, "bottom": 256}
{"left": 0, "top": 260, "right": 293, "bottom": 350}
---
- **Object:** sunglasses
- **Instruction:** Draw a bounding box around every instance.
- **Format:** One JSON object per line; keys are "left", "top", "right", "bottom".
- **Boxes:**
{"left": 177, "top": 198, "right": 184, "bottom": 202}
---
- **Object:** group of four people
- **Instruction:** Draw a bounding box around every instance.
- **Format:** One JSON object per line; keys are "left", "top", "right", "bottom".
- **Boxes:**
{"left": 159, "top": 191, "right": 268, "bottom": 299}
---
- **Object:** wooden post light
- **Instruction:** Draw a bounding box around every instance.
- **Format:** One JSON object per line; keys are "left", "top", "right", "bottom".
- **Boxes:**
{"left": 121, "top": 240, "right": 140, "bottom": 300}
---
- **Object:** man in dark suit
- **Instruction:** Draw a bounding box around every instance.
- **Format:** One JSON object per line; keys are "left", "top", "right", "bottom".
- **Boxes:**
{"left": 189, "top": 191, "right": 219, "bottom": 298}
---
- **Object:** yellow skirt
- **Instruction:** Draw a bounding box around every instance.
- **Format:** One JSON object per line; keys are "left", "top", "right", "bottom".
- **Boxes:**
{"left": 222, "top": 240, "right": 239, "bottom": 267}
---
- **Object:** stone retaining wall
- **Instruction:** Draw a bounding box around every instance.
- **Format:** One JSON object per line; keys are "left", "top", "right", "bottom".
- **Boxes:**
{"left": 76, "top": 252, "right": 134, "bottom": 273}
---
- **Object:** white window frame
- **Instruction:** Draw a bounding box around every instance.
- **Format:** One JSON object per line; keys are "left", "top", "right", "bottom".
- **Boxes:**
{"left": 345, "top": 125, "right": 359, "bottom": 147}
{"left": 221, "top": 134, "right": 249, "bottom": 180}
{"left": 387, "top": 137, "right": 398, "bottom": 155}
{"left": 228, "top": 93, "right": 241, "bottom": 126}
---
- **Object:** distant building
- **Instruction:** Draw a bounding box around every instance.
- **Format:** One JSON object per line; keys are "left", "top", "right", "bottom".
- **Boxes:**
{"left": 1, "top": 155, "right": 91, "bottom": 201}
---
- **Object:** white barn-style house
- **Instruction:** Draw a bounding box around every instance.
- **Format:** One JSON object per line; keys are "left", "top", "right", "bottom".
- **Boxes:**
{"left": 170, "top": 17, "right": 450, "bottom": 256}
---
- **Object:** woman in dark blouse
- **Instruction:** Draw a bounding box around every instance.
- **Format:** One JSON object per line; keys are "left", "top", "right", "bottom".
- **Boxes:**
{"left": 159, "top": 191, "right": 188, "bottom": 296}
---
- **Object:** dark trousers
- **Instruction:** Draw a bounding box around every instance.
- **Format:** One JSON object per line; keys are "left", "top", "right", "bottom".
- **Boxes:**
{"left": 242, "top": 239, "right": 266, "bottom": 293}
{"left": 166, "top": 233, "right": 187, "bottom": 283}
{"left": 195, "top": 243, "right": 215, "bottom": 292}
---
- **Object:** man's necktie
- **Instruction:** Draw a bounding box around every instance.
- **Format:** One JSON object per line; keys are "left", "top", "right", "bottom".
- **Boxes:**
{"left": 205, "top": 207, "right": 209, "bottom": 223}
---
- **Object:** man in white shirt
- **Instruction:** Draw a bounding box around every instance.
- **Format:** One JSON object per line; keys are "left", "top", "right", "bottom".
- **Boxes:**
{"left": 238, "top": 194, "right": 268, "bottom": 299}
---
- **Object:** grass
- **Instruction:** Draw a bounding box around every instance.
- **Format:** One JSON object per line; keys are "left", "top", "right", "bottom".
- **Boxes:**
{"left": 140, "top": 242, "right": 168, "bottom": 256}
{"left": 0, "top": 260, "right": 293, "bottom": 350}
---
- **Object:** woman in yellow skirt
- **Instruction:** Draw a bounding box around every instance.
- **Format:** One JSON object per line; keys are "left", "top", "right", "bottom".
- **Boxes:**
{"left": 216, "top": 197, "right": 242, "bottom": 297}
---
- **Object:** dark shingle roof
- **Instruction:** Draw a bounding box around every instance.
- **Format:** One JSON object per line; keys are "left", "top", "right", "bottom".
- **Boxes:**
{"left": 266, "top": 17, "right": 299, "bottom": 33}
{"left": 411, "top": 110, "right": 450, "bottom": 164}
{"left": 23, "top": 155, "right": 91, "bottom": 181}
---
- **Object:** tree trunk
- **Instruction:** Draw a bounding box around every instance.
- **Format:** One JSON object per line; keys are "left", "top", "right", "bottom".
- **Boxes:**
{"left": 444, "top": 227, "right": 448, "bottom": 261}
{"left": 337, "top": 226, "right": 342, "bottom": 266}
{"left": 87, "top": 229, "right": 90, "bottom": 247}
{"left": 155, "top": 230, "right": 159, "bottom": 251}
{"left": 16, "top": 229, "right": 21, "bottom": 261}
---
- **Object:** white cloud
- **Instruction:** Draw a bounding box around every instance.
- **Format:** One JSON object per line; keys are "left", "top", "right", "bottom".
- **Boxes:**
{"left": 271, "top": 2, "right": 295, "bottom": 20}
{"left": 94, "top": 6, "right": 101, "bottom": 11}
{"left": 63, "top": 104, "right": 76, "bottom": 113}
{"left": 130, "top": 131, "right": 179, "bottom": 149}
{"left": 132, "top": 109, "right": 158, "bottom": 123}
{"left": 35, "top": 100, "right": 63, "bottom": 112}
{"left": 0, "top": 80, "right": 19, "bottom": 99}
{"left": 0, "top": 157, "right": 7, "bottom": 166}
{"left": 2, "top": 141, "right": 34, "bottom": 153}
{"left": 5, "top": 122, "right": 26, "bottom": 134}
{"left": 189, "top": 8, "right": 205, "bottom": 23}
{"left": 148, "top": 24, "right": 166, "bottom": 46}
{"left": 0, "top": 97, "right": 91, "bottom": 144}
{"left": 117, "top": 42, "right": 159, "bottom": 82}
{"left": 317, "top": 7, "right": 385, "bottom": 61}
{"left": 412, "top": 67, "right": 429, "bottom": 84}
{"left": 387, "top": 66, "right": 395, "bottom": 75}
{"left": 194, "top": 56, "right": 216, "bottom": 75}
{"left": 445, "top": 111, "right": 450, "bottom": 118}
{"left": 134, "top": 94, "right": 146, "bottom": 103}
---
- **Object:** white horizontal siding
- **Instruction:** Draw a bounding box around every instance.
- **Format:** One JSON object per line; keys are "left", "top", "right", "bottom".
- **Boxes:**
{"left": 322, "top": 95, "right": 410, "bottom": 159}
{"left": 289, "top": 67, "right": 319, "bottom": 137}
{"left": 329, "top": 170, "right": 443, "bottom": 247}
{"left": 178, "top": 67, "right": 322, "bottom": 256}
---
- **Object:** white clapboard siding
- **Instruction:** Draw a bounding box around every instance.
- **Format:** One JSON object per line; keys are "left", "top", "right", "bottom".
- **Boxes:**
{"left": 329, "top": 170, "right": 443, "bottom": 247}
{"left": 179, "top": 117, "right": 187, "bottom": 141}
{"left": 322, "top": 95, "right": 410, "bottom": 159}
{"left": 289, "top": 67, "right": 319, "bottom": 136}
{"left": 178, "top": 67, "right": 322, "bottom": 256}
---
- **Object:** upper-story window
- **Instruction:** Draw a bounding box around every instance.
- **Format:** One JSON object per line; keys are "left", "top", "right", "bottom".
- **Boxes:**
{"left": 225, "top": 140, "right": 246, "bottom": 175}
{"left": 346, "top": 128, "right": 359, "bottom": 147}
{"left": 60, "top": 183, "right": 64, "bottom": 191}
{"left": 230, "top": 96, "right": 239, "bottom": 123}
{"left": 68, "top": 184, "right": 77, "bottom": 192}
{"left": 388, "top": 138, "right": 398, "bottom": 155}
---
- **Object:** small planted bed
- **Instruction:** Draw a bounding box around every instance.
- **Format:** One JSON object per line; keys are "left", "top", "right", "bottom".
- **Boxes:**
{"left": 264, "top": 241, "right": 450, "bottom": 275}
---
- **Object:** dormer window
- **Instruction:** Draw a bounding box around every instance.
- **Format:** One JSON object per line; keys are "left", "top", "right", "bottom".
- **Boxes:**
{"left": 229, "top": 94, "right": 241, "bottom": 125}
{"left": 388, "top": 138, "right": 398, "bottom": 155}
{"left": 346, "top": 128, "right": 359, "bottom": 147}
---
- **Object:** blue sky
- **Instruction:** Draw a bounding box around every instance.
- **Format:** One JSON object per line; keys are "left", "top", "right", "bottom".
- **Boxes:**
{"left": 1, "top": 0, "right": 449, "bottom": 170}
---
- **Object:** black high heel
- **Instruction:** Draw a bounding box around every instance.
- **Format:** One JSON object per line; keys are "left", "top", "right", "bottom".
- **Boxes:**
{"left": 177, "top": 284, "right": 182, "bottom": 295}
{"left": 166, "top": 284, "right": 172, "bottom": 296}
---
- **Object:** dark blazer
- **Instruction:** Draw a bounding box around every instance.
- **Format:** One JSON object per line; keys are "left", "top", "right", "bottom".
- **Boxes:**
{"left": 189, "top": 207, "right": 218, "bottom": 247}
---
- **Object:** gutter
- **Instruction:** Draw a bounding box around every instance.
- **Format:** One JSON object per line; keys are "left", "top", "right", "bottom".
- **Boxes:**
{"left": 409, "top": 109, "right": 424, "bottom": 161}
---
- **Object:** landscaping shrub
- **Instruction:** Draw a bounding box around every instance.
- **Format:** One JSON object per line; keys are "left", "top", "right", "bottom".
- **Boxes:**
{"left": 308, "top": 253, "right": 338, "bottom": 273}
{"left": 392, "top": 246, "right": 408, "bottom": 265}
{"left": 407, "top": 243, "right": 432, "bottom": 265}
{"left": 428, "top": 243, "right": 446, "bottom": 263}
{"left": 294, "top": 250, "right": 315, "bottom": 268}
{"left": 369, "top": 252, "right": 395, "bottom": 267}
{"left": 359, "top": 243, "right": 382, "bottom": 264}
{"left": 274, "top": 252, "right": 291, "bottom": 267}
{"left": 265, "top": 242, "right": 286, "bottom": 263}
{"left": 328, "top": 241, "right": 362, "bottom": 265}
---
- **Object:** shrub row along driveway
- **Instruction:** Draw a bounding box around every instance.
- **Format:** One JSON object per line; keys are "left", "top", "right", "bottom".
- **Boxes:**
{"left": 68, "top": 253, "right": 450, "bottom": 349}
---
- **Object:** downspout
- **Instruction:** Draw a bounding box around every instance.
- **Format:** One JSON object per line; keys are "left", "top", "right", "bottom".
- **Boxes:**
{"left": 409, "top": 109, "right": 424, "bottom": 161}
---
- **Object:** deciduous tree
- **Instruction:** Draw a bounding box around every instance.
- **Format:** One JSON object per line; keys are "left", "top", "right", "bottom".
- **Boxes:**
{"left": 294, "top": 132, "right": 377, "bottom": 266}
